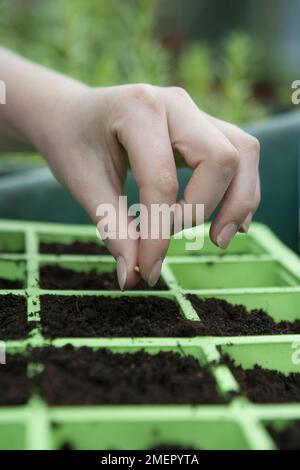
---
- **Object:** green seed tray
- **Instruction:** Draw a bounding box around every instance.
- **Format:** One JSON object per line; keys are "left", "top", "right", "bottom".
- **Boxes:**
{"left": 1, "top": 220, "right": 300, "bottom": 450}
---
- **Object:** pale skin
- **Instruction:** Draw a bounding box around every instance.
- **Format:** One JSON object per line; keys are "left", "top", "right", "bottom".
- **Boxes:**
{"left": 0, "top": 48, "right": 260, "bottom": 289}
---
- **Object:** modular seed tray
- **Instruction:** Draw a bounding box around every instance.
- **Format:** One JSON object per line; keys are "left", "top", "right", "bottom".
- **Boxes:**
{"left": 1, "top": 220, "right": 300, "bottom": 450}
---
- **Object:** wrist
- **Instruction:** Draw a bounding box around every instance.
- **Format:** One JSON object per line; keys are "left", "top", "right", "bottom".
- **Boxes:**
{"left": 0, "top": 48, "right": 88, "bottom": 153}
{"left": 23, "top": 80, "right": 88, "bottom": 155}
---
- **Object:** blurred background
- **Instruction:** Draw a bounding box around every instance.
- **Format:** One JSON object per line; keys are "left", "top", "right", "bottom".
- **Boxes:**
{"left": 1, "top": 0, "right": 298, "bottom": 122}
{"left": 0, "top": 0, "right": 300, "bottom": 250}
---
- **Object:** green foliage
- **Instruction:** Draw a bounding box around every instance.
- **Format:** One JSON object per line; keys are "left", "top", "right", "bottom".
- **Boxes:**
{"left": 0, "top": 0, "right": 268, "bottom": 123}
{"left": 178, "top": 33, "right": 267, "bottom": 122}
{"left": 0, "top": 0, "right": 172, "bottom": 86}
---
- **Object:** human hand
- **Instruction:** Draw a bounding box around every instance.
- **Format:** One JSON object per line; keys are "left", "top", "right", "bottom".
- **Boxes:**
{"left": 0, "top": 50, "right": 260, "bottom": 289}
{"left": 39, "top": 84, "right": 260, "bottom": 289}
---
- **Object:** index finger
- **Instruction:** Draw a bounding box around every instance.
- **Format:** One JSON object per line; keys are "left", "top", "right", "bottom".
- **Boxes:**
{"left": 115, "top": 90, "right": 178, "bottom": 286}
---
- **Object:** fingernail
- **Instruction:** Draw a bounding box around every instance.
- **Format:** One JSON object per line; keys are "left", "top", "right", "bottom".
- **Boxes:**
{"left": 240, "top": 213, "right": 253, "bottom": 233}
{"left": 116, "top": 256, "right": 127, "bottom": 291}
{"left": 217, "top": 223, "right": 238, "bottom": 249}
{"left": 148, "top": 259, "right": 163, "bottom": 287}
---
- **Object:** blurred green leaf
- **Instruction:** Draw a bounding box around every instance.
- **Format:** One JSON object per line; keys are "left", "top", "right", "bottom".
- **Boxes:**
{"left": 0, "top": 0, "right": 269, "bottom": 124}
{"left": 177, "top": 31, "right": 268, "bottom": 122}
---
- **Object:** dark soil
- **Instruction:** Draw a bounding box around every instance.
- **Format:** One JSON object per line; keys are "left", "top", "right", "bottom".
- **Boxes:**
{"left": 32, "top": 345, "right": 226, "bottom": 405}
{"left": 222, "top": 355, "right": 300, "bottom": 403}
{"left": 0, "top": 354, "right": 30, "bottom": 405}
{"left": 0, "top": 295, "right": 32, "bottom": 340}
{"left": 267, "top": 422, "right": 300, "bottom": 450}
{"left": 0, "top": 278, "right": 23, "bottom": 289}
{"left": 40, "top": 295, "right": 204, "bottom": 338}
{"left": 40, "top": 241, "right": 110, "bottom": 255}
{"left": 188, "top": 296, "right": 300, "bottom": 336}
{"left": 39, "top": 265, "right": 168, "bottom": 291}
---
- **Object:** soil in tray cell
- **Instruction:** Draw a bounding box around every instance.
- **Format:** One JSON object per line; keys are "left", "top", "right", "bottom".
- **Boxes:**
{"left": 0, "top": 278, "right": 23, "bottom": 289}
{"left": 40, "top": 295, "right": 204, "bottom": 338}
{"left": 40, "top": 265, "right": 168, "bottom": 291}
{"left": 40, "top": 241, "right": 110, "bottom": 255}
{"left": 267, "top": 422, "right": 300, "bottom": 450}
{"left": 223, "top": 356, "right": 300, "bottom": 403}
{"left": 0, "top": 354, "right": 30, "bottom": 405}
{"left": 0, "top": 295, "right": 33, "bottom": 340}
{"left": 32, "top": 345, "right": 226, "bottom": 405}
{"left": 188, "top": 296, "right": 300, "bottom": 336}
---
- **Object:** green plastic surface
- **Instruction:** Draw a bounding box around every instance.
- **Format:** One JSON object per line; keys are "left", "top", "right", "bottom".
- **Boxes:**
{"left": 1, "top": 220, "right": 300, "bottom": 450}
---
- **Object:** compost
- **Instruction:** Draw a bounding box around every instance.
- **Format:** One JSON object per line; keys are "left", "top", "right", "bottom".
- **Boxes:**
{"left": 0, "top": 295, "right": 32, "bottom": 340}
{"left": 0, "top": 277, "right": 23, "bottom": 289}
{"left": 40, "top": 295, "right": 204, "bottom": 338}
{"left": 188, "top": 296, "right": 300, "bottom": 336}
{"left": 32, "top": 345, "right": 226, "bottom": 405}
{"left": 0, "top": 354, "right": 30, "bottom": 405}
{"left": 223, "top": 355, "right": 300, "bottom": 403}
{"left": 40, "top": 265, "right": 167, "bottom": 291}
{"left": 40, "top": 241, "right": 110, "bottom": 255}
{"left": 267, "top": 422, "right": 300, "bottom": 450}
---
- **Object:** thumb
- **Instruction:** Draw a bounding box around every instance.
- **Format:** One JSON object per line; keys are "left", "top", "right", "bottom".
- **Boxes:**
{"left": 64, "top": 159, "right": 140, "bottom": 289}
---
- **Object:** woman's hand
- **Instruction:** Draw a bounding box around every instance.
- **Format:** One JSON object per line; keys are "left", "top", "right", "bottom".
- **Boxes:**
{"left": 0, "top": 50, "right": 260, "bottom": 289}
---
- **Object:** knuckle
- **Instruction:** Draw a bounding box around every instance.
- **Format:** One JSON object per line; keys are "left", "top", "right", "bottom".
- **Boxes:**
{"left": 214, "top": 145, "right": 240, "bottom": 171}
{"left": 238, "top": 199, "right": 256, "bottom": 215}
{"left": 155, "top": 170, "right": 179, "bottom": 197}
{"left": 224, "top": 146, "right": 240, "bottom": 168}
{"left": 243, "top": 134, "right": 261, "bottom": 157}
{"left": 169, "top": 86, "right": 189, "bottom": 99}
{"left": 130, "top": 84, "right": 159, "bottom": 110}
